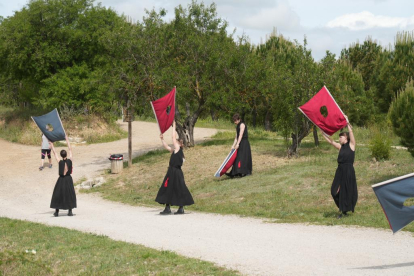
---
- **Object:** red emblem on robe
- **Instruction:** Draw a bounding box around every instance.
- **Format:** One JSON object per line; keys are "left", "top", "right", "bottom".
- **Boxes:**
{"left": 151, "top": 87, "right": 176, "bottom": 134}
{"left": 298, "top": 86, "right": 348, "bottom": 136}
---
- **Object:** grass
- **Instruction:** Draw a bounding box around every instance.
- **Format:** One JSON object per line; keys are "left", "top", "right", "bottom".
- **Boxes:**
{"left": 0, "top": 107, "right": 127, "bottom": 146}
{"left": 0, "top": 217, "right": 239, "bottom": 276}
{"left": 84, "top": 126, "right": 414, "bottom": 233}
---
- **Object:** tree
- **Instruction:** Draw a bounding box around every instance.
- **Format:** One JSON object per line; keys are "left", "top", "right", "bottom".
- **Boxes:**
{"left": 165, "top": 1, "right": 233, "bottom": 146}
{"left": 0, "top": 0, "right": 122, "bottom": 111}
{"left": 388, "top": 79, "right": 414, "bottom": 156}
{"left": 374, "top": 31, "right": 414, "bottom": 113}
{"left": 340, "top": 38, "right": 382, "bottom": 91}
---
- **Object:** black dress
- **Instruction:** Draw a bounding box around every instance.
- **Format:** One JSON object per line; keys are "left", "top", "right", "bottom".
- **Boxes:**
{"left": 229, "top": 122, "right": 252, "bottom": 176}
{"left": 331, "top": 142, "right": 358, "bottom": 213}
{"left": 50, "top": 159, "right": 77, "bottom": 210}
{"left": 155, "top": 148, "right": 194, "bottom": 206}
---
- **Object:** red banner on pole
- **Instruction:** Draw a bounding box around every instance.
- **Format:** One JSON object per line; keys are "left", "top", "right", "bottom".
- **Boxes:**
{"left": 298, "top": 86, "right": 347, "bottom": 136}
{"left": 151, "top": 87, "right": 176, "bottom": 134}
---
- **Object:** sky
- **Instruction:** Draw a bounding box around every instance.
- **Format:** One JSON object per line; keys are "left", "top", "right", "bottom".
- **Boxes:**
{"left": 1, "top": 0, "right": 413, "bottom": 60}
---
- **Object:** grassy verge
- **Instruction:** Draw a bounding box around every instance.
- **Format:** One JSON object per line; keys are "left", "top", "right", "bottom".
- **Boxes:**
{"left": 0, "top": 217, "right": 239, "bottom": 275}
{"left": 0, "top": 107, "right": 127, "bottom": 145}
{"left": 84, "top": 127, "right": 414, "bottom": 233}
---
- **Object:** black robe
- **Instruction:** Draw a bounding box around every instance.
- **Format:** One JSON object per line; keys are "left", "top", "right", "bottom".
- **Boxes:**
{"left": 50, "top": 159, "right": 77, "bottom": 210}
{"left": 155, "top": 148, "right": 194, "bottom": 206}
{"left": 229, "top": 121, "right": 252, "bottom": 176}
{"left": 331, "top": 142, "right": 358, "bottom": 212}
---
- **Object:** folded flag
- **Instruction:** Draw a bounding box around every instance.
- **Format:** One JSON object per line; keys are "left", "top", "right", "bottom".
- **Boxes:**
{"left": 151, "top": 87, "right": 176, "bottom": 134}
{"left": 372, "top": 173, "right": 414, "bottom": 233}
{"left": 31, "top": 109, "right": 66, "bottom": 142}
{"left": 298, "top": 86, "right": 348, "bottom": 136}
{"left": 214, "top": 149, "right": 238, "bottom": 177}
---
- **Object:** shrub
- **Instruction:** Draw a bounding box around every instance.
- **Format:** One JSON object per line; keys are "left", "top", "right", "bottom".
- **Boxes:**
{"left": 369, "top": 131, "right": 391, "bottom": 161}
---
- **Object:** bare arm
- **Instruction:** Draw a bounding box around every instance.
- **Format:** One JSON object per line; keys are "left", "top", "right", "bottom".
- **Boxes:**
{"left": 234, "top": 123, "right": 245, "bottom": 150}
{"left": 49, "top": 142, "right": 60, "bottom": 162}
{"left": 160, "top": 134, "right": 173, "bottom": 153}
{"left": 347, "top": 121, "right": 356, "bottom": 151}
{"left": 322, "top": 132, "right": 341, "bottom": 150}
{"left": 66, "top": 136, "right": 73, "bottom": 160}
{"left": 172, "top": 120, "right": 181, "bottom": 152}
{"left": 232, "top": 135, "right": 237, "bottom": 149}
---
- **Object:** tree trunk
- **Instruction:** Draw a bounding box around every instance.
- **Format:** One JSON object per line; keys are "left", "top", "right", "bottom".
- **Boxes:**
{"left": 264, "top": 109, "right": 271, "bottom": 131}
{"left": 313, "top": 126, "right": 319, "bottom": 147}
{"left": 210, "top": 107, "right": 218, "bottom": 121}
{"left": 175, "top": 102, "right": 203, "bottom": 147}
{"left": 288, "top": 121, "right": 311, "bottom": 157}
{"left": 252, "top": 106, "right": 257, "bottom": 128}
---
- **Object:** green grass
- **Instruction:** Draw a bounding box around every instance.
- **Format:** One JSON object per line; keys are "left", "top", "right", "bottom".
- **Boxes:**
{"left": 84, "top": 127, "right": 414, "bottom": 233}
{"left": 0, "top": 217, "right": 239, "bottom": 276}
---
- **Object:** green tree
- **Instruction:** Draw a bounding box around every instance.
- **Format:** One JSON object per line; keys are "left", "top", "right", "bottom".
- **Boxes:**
{"left": 165, "top": 1, "right": 233, "bottom": 146}
{"left": 0, "top": 0, "right": 122, "bottom": 111}
{"left": 374, "top": 31, "right": 414, "bottom": 112}
{"left": 388, "top": 79, "right": 414, "bottom": 156}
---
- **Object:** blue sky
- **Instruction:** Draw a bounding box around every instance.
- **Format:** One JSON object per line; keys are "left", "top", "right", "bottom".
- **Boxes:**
{"left": 1, "top": 0, "right": 413, "bottom": 60}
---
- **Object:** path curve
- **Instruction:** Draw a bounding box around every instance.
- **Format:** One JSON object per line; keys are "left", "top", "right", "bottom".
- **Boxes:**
{"left": 1, "top": 121, "right": 413, "bottom": 275}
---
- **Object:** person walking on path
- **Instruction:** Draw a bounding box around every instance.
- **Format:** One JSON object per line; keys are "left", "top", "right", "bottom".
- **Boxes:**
{"left": 155, "top": 121, "right": 194, "bottom": 215}
{"left": 227, "top": 113, "right": 252, "bottom": 178}
{"left": 322, "top": 116, "right": 358, "bottom": 219}
{"left": 49, "top": 136, "right": 77, "bottom": 217}
{"left": 40, "top": 133, "right": 52, "bottom": 171}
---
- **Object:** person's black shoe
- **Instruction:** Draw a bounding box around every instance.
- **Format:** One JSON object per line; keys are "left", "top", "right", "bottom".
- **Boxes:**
{"left": 225, "top": 173, "right": 234, "bottom": 178}
{"left": 68, "top": 209, "right": 73, "bottom": 216}
{"left": 174, "top": 207, "right": 184, "bottom": 215}
{"left": 53, "top": 209, "right": 59, "bottom": 217}
{"left": 337, "top": 212, "right": 348, "bottom": 219}
{"left": 160, "top": 205, "right": 171, "bottom": 215}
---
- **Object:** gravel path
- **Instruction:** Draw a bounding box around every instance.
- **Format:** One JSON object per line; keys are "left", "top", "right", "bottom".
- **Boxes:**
{"left": 1, "top": 121, "right": 413, "bottom": 275}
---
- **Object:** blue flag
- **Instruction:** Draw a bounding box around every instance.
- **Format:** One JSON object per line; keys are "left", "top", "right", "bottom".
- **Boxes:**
{"left": 372, "top": 173, "right": 414, "bottom": 233}
{"left": 31, "top": 109, "right": 66, "bottom": 142}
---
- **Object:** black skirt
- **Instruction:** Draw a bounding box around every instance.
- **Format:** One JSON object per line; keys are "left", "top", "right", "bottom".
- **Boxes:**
{"left": 331, "top": 163, "right": 358, "bottom": 212}
{"left": 50, "top": 175, "right": 77, "bottom": 210}
{"left": 155, "top": 166, "right": 194, "bottom": 206}
{"left": 230, "top": 138, "right": 252, "bottom": 176}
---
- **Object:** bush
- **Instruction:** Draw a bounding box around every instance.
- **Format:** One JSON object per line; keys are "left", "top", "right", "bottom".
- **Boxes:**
{"left": 369, "top": 131, "right": 391, "bottom": 161}
{"left": 388, "top": 79, "right": 414, "bottom": 157}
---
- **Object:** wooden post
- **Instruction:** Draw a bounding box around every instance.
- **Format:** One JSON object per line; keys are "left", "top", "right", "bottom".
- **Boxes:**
{"left": 128, "top": 120, "right": 132, "bottom": 167}
{"left": 123, "top": 104, "right": 133, "bottom": 167}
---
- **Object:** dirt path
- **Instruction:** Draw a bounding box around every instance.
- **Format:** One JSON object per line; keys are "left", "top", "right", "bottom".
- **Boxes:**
{"left": 1, "top": 121, "right": 414, "bottom": 275}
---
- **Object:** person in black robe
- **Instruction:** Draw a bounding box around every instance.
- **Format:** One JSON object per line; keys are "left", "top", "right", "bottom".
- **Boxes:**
{"left": 49, "top": 135, "right": 77, "bottom": 217}
{"left": 226, "top": 113, "right": 252, "bottom": 177}
{"left": 322, "top": 116, "right": 358, "bottom": 219}
{"left": 155, "top": 120, "right": 194, "bottom": 215}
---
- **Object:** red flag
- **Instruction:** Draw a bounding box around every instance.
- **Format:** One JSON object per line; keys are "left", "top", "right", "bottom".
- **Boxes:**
{"left": 151, "top": 87, "right": 176, "bottom": 134}
{"left": 298, "top": 86, "right": 348, "bottom": 136}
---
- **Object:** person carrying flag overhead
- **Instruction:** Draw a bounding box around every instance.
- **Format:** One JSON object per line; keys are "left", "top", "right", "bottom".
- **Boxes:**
{"left": 155, "top": 120, "right": 194, "bottom": 215}
{"left": 322, "top": 115, "right": 358, "bottom": 218}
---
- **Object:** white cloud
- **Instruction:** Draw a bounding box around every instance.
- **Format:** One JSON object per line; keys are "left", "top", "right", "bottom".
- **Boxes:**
{"left": 327, "top": 11, "right": 414, "bottom": 30}
{"left": 238, "top": 2, "right": 301, "bottom": 32}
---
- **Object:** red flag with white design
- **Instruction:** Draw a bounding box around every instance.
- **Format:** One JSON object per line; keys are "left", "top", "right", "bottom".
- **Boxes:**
{"left": 298, "top": 86, "right": 348, "bottom": 136}
{"left": 151, "top": 87, "right": 176, "bottom": 134}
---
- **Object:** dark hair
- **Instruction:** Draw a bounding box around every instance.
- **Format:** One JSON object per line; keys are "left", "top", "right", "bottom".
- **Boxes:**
{"left": 60, "top": 149, "right": 67, "bottom": 158}
{"left": 339, "top": 132, "right": 349, "bottom": 141}
{"left": 232, "top": 113, "right": 241, "bottom": 122}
